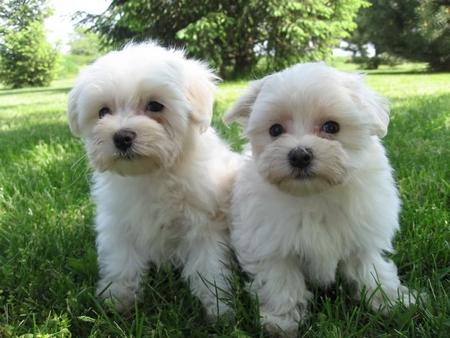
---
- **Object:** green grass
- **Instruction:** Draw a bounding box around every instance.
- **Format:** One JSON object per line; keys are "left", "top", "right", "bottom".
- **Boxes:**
{"left": 0, "top": 65, "right": 449, "bottom": 337}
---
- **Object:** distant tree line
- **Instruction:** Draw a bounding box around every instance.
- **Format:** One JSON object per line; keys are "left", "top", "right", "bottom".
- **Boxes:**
{"left": 0, "top": 0, "right": 448, "bottom": 89}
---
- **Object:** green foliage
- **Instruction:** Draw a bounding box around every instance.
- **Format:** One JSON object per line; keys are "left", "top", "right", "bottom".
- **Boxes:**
{"left": 68, "top": 26, "right": 103, "bottom": 59}
{"left": 57, "top": 54, "right": 97, "bottom": 79}
{"left": 176, "top": 0, "right": 365, "bottom": 78}
{"left": 414, "top": 0, "right": 450, "bottom": 71}
{"left": 77, "top": 0, "right": 366, "bottom": 78}
{"left": 58, "top": 28, "right": 104, "bottom": 80}
{"left": 0, "top": 0, "right": 59, "bottom": 88}
{"left": 0, "top": 21, "right": 60, "bottom": 88}
{"left": 346, "top": 0, "right": 450, "bottom": 71}
{"left": 0, "top": 0, "right": 52, "bottom": 33}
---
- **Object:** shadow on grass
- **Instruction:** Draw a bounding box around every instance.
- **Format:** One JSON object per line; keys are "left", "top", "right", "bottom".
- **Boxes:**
{"left": 0, "top": 103, "right": 68, "bottom": 111}
{"left": 0, "top": 120, "right": 96, "bottom": 336}
{"left": 0, "top": 86, "right": 73, "bottom": 96}
{"left": 365, "top": 71, "right": 430, "bottom": 76}
{"left": 0, "top": 120, "right": 77, "bottom": 158}
{"left": 384, "top": 92, "right": 449, "bottom": 288}
{"left": 385, "top": 92, "right": 449, "bottom": 152}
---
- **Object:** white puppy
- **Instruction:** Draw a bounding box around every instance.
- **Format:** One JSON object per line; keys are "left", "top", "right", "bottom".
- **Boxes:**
{"left": 67, "top": 42, "right": 241, "bottom": 320}
{"left": 224, "top": 63, "right": 416, "bottom": 336}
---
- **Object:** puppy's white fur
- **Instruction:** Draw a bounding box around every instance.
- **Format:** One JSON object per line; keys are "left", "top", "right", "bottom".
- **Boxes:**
{"left": 68, "top": 42, "right": 241, "bottom": 319}
{"left": 224, "top": 63, "right": 415, "bottom": 336}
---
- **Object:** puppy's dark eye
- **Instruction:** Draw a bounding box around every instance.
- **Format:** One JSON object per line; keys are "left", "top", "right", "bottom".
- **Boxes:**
{"left": 147, "top": 101, "right": 164, "bottom": 112}
{"left": 99, "top": 107, "right": 111, "bottom": 118}
{"left": 269, "top": 124, "right": 285, "bottom": 137}
{"left": 323, "top": 121, "right": 339, "bottom": 134}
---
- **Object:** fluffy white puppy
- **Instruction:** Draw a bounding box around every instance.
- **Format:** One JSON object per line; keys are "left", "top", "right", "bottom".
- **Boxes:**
{"left": 67, "top": 41, "right": 241, "bottom": 320}
{"left": 223, "top": 63, "right": 416, "bottom": 336}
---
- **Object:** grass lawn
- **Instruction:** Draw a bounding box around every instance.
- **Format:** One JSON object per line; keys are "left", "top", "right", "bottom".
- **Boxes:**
{"left": 0, "top": 65, "right": 449, "bottom": 337}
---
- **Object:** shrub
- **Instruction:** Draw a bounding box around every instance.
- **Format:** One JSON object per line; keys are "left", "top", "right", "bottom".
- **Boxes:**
{"left": 0, "top": 21, "right": 60, "bottom": 88}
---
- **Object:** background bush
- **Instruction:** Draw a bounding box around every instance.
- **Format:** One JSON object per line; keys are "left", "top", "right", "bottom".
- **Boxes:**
{"left": 0, "top": 21, "right": 60, "bottom": 88}
{"left": 0, "top": 0, "right": 60, "bottom": 89}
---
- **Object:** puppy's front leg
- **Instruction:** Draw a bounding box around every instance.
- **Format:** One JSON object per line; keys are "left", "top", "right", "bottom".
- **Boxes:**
{"left": 340, "top": 250, "right": 414, "bottom": 313}
{"left": 181, "top": 230, "right": 233, "bottom": 322}
{"left": 95, "top": 218, "right": 150, "bottom": 312}
{"left": 246, "top": 257, "right": 312, "bottom": 337}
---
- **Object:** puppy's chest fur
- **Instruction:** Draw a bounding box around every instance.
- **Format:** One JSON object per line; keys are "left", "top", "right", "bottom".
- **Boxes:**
{"left": 233, "top": 160, "right": 398, "bottom": 285}
{"left": 292, "top": 201, "right": 365, "bottom": 284}
{"left": 92, "top": 170, "right": 226, "bottom": 264}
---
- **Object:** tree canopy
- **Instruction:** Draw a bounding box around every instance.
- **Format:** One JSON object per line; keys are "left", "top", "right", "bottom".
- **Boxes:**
{"left": 0, "top": 0, "right": 59, "bottom": 88}
{"left": 78, "top": 0, "right": 366, "bottom": 78}
{"left": 346, "top": 0, "right": 450, "bottom": 71}
{"left": 0, "top": 0, "right": 51, "bottom": 33}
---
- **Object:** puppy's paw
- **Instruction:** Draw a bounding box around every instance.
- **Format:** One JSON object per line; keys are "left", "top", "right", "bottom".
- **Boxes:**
{"left": 260, "top": 306, "right": 306, "bottom": 338}
{"left": 204, "top": 301, "right": 234, "bottom": 324}
{"left": 368, "top": 285, "right": 424, "bottom": 314}
{"left": 96, "top": 280, "right": 140, "bottom": 312}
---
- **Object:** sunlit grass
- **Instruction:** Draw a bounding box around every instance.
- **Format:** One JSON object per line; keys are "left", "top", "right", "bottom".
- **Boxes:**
{"left": 0, "top": 66, "right": 448, "bottom": 337}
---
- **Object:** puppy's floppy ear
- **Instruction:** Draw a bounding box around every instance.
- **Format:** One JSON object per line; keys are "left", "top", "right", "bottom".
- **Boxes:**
{"left": 184, "top": 59, "right": 219, "bottom": 133}
{"left": 364, "top": 91, "right": 390, "bottom": 138}
{"left": 346, "top": 74, "right": 390, "bottom": 138}
{"left": 222, "top": 78, "right": 266, "bottom": 128}
{"left": 67, "top": 84, "right": 82, "bottom": 137}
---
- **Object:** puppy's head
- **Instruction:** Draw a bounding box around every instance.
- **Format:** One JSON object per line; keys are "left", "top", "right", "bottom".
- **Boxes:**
{"left": 68, "top": 41, "right": 218, "bottom": 176}
{"left": 224, "top": 63, "right": 389, "bottom": 195}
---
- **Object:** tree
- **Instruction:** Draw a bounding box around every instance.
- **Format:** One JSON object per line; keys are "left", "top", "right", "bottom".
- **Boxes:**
{"left": 415, "top": 0, "right": 450, "bottom": 71}
{"left": 0, "top": 21, "right": 59, "bottom": 88}
{"left": 345, "top": 0, "right": 450, "bottom": 71}
{"left": 0, "top": 0, "right": 59, "bottom": 88}
{"left": 77, "top": 0, "right": 366, "bottom": 78}
{"left": 68, "top": 26, "right": 102, "bottom": 59}
{"left": 0, "top": 0, "right": 51, "bottom": 33}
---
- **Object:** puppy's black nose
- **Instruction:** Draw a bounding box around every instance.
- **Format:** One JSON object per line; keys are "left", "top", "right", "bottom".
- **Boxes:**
{"left": 113, "top": 129, "right": 136, "bottom": 151}
{"left": 288, "top": 147, "right": 313, "bottom": 169}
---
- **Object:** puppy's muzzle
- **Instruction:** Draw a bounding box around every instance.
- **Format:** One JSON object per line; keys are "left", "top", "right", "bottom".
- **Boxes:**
{"left": 288, "top": 147, "right": 313, "bottom": 170}
{"left": 113, "top": 129, "right": 137, "bottom": 151}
